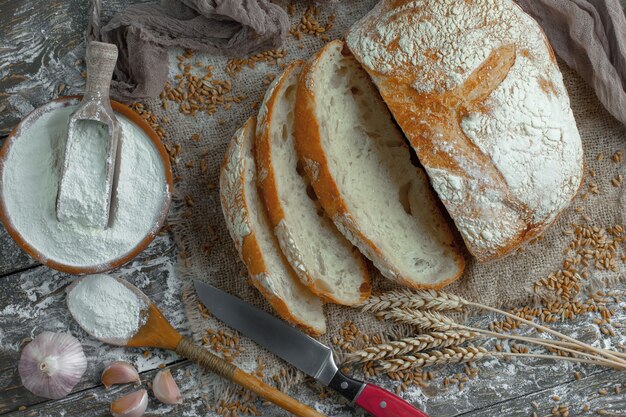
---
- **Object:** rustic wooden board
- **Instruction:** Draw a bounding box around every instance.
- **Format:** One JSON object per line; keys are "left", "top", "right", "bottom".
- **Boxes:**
{"left": 0, "top": 234, "right": 188, "bottom": 414}
{"left": 0, "top": 0, "right": 153, "bottom": 136}
{"left": 0, "top": 222, "right": 38, "bottom": 278}
{"left": 460, "top": 369, "right": 626, "bottom": 416}
{"left": 3, "top": 361, "right": 212, "bottom": 417}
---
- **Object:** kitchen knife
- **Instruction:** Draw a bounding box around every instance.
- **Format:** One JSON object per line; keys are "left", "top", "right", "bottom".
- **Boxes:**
{"left": 194, "top": 281, "right": 429, "bottom": 417}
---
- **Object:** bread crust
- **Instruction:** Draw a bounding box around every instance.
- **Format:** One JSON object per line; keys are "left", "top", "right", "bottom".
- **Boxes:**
{"left": 295, "top": 40, "right": 465, "bottom": 289}
{"left": 219, "top": 117, "right": 325, "bottom": 336}
{"left": 346, "top": 0, "right": 584, "bottom": 262}
{"left": 256, "top": 60, "right": 371, "bottom": 304}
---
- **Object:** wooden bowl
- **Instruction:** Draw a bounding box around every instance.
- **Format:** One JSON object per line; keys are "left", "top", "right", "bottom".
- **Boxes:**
{"left": 0, "top": 96, "right": 173, "bottom": 275}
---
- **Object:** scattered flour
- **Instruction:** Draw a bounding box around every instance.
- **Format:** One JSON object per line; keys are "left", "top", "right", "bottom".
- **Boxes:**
{"left": 66, "top": 274, "right": 146, "bottom": 340}
{"left": 1, "top": 102, "right": 169, "bottom": 268}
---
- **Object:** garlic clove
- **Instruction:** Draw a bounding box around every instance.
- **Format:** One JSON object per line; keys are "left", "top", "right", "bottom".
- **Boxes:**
{"left": 101, "top": 361, "right": 140, "bottom": 388}
{"left": 18, "top": 332, "right": 87, "bottom": 399}
{"left": 110, "top": 389, "right": 148, "bottom": 417}
{"left": 152, "top": 369, "right": 182, "bottom": 405}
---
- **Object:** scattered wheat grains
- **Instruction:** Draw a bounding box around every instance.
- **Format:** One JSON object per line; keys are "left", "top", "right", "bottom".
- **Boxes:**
{"left": 201, "top": 329, "right": 243, "bottom": 363}
{"left": 611, "top": 174, "right": 623, "bottom": 187}
{"left": 163, "top": 48, "right": 247, "bottom": 116}
{"left": 129, "top": 102, "right": 167, "bottom": 140}
{"left": 225, "top": 48, "right": 287, "bottom": 77}
{"left": 490, "top": 222, "right": 625, "bottom": 334}
{"left": 288, "top": 4, "right": 335, "bottom": 43}
{"left": 612, "top": 150, "right": 623, "bottom": 163}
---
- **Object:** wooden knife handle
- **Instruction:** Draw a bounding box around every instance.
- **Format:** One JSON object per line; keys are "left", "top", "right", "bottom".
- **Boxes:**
{"left": 176, "top": 337, "right": 325, "bottom": 417}
{"left": 355, "top": 383, "right": 430, "bottom": 417}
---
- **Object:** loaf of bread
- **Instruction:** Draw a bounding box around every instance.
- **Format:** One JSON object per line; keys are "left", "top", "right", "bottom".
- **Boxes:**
{"left": 347, "top": 0, "right": 584, "bottom": 261}
{"left": 219, "top": 117, "right": 326, "bottom": 335}
{"left": 256, "top": 60, "right": 371, "bottom": 305}
{"left": 295, "top": 40, "right": 465, "bottom": 289}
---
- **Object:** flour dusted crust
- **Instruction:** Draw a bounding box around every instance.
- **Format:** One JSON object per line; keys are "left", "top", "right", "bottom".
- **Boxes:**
{"left": 346, "top": 0, "right": 584, "bottom": 262}
{"left": 219, "top": 118, "right": 325, "bottom": 335}
{"left": 256, "top": 61, "right": 371, "bottom": 305}
{"left": 295, "top": 40, "right": 465, "bottom": 289}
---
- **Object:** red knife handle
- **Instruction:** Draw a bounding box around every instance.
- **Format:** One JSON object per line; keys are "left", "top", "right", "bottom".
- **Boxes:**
{"left": 354, "top": 384, "right": 430, "bottom": 417}
{"left": 328, "top": 371, "right": 429, "bottom": 417}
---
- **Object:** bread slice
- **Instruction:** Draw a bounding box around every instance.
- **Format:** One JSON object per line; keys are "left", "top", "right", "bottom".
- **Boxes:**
{"left": 346, "top": 0, "right": 584, "bottom": 261}
{"left": 256, "top": 61, "right": 371, "bottom": 306}
{"left": 220, "top": 117, "right": 326, "bottom": 335}
{"left": 295, "top": 40, "right": 465, "bottom": 289}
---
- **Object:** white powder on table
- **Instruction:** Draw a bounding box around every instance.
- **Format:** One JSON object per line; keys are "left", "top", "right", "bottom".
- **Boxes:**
{"left": 67, "top": 274, "right": 146, "bottom": 340}
{"left": 1, "top": 103, "right": 168, "bottom": 268}
{"left": 57, "top": 119, "right": 110, "bottom": 227}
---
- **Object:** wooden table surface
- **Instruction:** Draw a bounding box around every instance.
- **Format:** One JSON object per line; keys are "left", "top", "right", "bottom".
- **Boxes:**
{"left": 1, "top": 1, "right": 625, "bottom": 416}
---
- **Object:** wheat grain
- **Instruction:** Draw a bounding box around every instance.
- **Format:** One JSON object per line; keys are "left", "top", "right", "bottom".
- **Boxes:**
{"left": 345, "top": 329, "right": 478, "bottom": 363}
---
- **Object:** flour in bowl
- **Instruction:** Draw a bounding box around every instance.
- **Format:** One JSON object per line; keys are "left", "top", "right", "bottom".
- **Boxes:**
{"left": 1, "top": 103, "right": 168, "bottom": 268}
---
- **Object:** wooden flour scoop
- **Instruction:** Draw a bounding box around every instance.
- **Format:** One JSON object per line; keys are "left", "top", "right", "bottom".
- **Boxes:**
{"left": 66, "top": 277, "right": 325, "bottom": 417}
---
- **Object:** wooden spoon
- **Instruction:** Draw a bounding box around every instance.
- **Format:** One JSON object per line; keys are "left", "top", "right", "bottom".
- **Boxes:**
{"left": 66, "top": 276, "right": 325, "bottom": 417}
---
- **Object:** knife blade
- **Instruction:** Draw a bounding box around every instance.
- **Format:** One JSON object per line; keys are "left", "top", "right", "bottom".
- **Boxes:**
{"left": 195, "top": 281, "right": 430, "bottom": 417}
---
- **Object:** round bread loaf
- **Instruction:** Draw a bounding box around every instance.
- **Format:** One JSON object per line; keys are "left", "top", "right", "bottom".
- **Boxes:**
{"left": 346, "top": 0, "right": 584, "bottom": 262}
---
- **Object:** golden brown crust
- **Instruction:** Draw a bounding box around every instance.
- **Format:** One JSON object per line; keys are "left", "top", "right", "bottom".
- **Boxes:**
{"left": 220, "top": 117, "right": 324, "bottom": 336}
{"left": 258, "top": 60, "right": 371, "bottom": 303}
{"left": 295, "top": 40, "right": 464, "bottom": 289}
{"left": 346, "top": 0, "right": 584, "bottom": 263}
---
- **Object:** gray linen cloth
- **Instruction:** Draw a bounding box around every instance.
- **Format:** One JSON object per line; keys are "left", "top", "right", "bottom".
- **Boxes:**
{"left": 87, "top": 0, "right": 289, "bottom": 101}
{"left": 89, "top": 0, "right": 626, "bottom": 123}
{"left": 516, "top": 0, "right": 626, "bottom": 125}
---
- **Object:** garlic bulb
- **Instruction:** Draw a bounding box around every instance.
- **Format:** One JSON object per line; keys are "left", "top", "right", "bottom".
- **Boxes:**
{"left": 101, "top": 361, "right": 140, "bottom": 388}
{"left": 18, "top": 332, "right": 87, "bottom": 399}
{"left": 152, "top": 369, "right": 182, "bottom": 404}
{"left": 110, "top": 389, "right": 148, "bottom": 417}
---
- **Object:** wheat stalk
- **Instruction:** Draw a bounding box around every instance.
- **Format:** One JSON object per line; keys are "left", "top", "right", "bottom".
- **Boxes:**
{"left": 378, "top": 345, "right": 624, "bottom": 373}
{"left": 378, "top": 345, "right": 488, "bottom": 372}
{"left": 344, "top": 329, "right": 479, "bottom": 364}
{"left": 367, "top": 289, "right": 626, "bottom": 368}
{"left": 362, "top": 289, "right": 464, "bottom": 313}
{"left": 377, "top": 308, "right": 457, "bottom": 331}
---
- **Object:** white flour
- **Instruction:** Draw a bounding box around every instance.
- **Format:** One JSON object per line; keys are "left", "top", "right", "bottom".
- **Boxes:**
{"left": 2, "top": 103, "right": 168, "bottom": 267}
{"left": 57, "top": 119, "right": 110, "bottom": 227}
{"left": 66, "top": 274, "right": 146, "bottom": 340}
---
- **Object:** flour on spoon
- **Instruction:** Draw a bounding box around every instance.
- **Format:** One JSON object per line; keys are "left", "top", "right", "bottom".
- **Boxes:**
{"left": 67, "top": 274, "right": 146, "bottom": 341}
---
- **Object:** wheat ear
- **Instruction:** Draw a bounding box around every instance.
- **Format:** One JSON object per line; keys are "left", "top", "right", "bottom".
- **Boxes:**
{"left": 344, "top": 329, "right": 478, "bottom": 364}
{"left": 377, "top": 308, "right": 457, "bottom": 331}
{"left": 362, "top": 289, "right": 464, "bottom": 313}
{"left": 369, "top": 289, "right": 626, "bottom": 367}
{"left": 379, "top": 346, "right": 624, "bottom": 373}
{"left": 378, "top": 345, "right": 488, "bottom": 372}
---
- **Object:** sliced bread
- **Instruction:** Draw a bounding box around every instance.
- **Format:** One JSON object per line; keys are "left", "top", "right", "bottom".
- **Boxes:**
{"left": 220, "top": 117, "right": 326, "bottom": 335}
{"left": 256, "top": 60, "right": 371, "bottom": 306}
{"left": 295, "top": 40, "right": 465, "bottom": 289}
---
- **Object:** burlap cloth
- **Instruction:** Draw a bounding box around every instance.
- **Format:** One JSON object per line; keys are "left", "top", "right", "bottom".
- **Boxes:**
{"left": 125, "top": 0, "right": 626, "bottom": 406}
